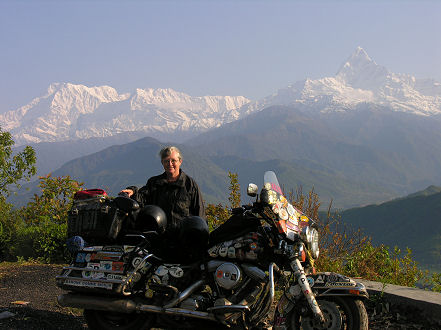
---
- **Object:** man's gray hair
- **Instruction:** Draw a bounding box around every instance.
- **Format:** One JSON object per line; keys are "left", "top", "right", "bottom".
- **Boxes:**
{"left": 159, "top": 146, "right": 182, "bottom": 161}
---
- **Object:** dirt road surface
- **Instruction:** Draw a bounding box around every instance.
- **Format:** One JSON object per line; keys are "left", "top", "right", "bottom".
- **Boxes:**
{"left": 0, "top": 263, "right": 86, "bottom": 329}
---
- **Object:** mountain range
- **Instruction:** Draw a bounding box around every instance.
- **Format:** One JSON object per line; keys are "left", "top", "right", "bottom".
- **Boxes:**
{"left": 5, "top": 47, "right": 441, "bottom": 211}
{"left": 3, "top": 47, "right": 441, "bottom": 149}
{"left": 239, "top": 47, "right": 441, "bottom": 117}
{"left": 1, "top": 83, "right": 250, "bottom": 146}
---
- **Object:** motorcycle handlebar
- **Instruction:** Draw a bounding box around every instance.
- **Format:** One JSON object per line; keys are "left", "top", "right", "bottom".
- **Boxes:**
{"left": 231, "top": 204, "right": 254, "bottom": 215}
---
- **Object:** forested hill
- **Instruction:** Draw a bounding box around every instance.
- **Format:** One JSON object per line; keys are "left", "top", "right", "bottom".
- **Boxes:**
{"left": 339, "top": 186, "right": 441, "bottom": 270}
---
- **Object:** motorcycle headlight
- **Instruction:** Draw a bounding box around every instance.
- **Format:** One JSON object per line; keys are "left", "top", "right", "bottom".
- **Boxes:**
{"left": 301, "top": 227, "right": 320, "bottom": 259}
{"left": 309, "top": 227, "right": 319, "bottom": 259}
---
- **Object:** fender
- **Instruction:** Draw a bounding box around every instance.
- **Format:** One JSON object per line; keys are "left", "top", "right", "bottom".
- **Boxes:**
{"left": 305, "top": 272, "right": 369, "bottom": 298}
{"left": 273, "top": 272, "right": 368, "bottom": 329}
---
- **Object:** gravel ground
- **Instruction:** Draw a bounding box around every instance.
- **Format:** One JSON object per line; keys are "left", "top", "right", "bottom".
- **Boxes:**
{"left": 0, "top": 262, "right": 437, "bottom": 329}
{"left": 0, "top": 263, "right": 86, "bottom": 330}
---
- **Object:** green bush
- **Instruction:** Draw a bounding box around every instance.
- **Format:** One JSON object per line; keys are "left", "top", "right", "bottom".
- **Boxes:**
{"left": 0, "top": 199, "right": 22, "bottom": 261}
{"left": 7, "top": 220, "right": 69, "bottom": 263}
{"left": 343, "top": 242, "right": 423, "bottom": 287}
{"left": 428, "top": 272, "right": 441, "bottom": 292}
{"left": 0, "top": 174, "right": 82, "bottom": 263}
{"left": 206, "top": 171, "right": 240, "bottom": 230}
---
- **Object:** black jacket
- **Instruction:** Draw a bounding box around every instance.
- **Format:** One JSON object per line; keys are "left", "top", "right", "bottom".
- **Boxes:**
{"left": 128, "top": 170, "right": 205, "bottom": 234}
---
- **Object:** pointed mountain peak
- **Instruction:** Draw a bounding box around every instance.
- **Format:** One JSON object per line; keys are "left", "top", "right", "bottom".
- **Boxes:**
{"left": 336, "top": 47, "right": 389, "bottom": 89}
{"left": 337, "top": 47, "right": 377, "bottom": 76}
{"left": 349, "top": 46, "right": 373, "bottom": 63}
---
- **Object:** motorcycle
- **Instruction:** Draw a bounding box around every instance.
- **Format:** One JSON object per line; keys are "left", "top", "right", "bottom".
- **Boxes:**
{"left": 56, "top": 171, "right": 368, "bottom": 329}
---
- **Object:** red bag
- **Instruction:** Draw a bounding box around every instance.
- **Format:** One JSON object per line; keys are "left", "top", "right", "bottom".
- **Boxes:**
{"left": 73, "top": 189, "right": 108, "bottom": 200}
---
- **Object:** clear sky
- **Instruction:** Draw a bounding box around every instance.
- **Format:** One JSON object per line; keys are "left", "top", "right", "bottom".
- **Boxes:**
{"left": 1, "top": 0, "right": 440, "bottom": 113}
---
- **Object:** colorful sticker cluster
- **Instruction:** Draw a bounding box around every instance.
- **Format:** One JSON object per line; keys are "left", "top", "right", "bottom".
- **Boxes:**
{"left": 265, "top": 186, "right": 311, "bottom": 240}
{"left": 151, "top": 265, "right": 184, "bottom": 285}
{"left": 208, "top": 233, "right": 261, "bottom": 261}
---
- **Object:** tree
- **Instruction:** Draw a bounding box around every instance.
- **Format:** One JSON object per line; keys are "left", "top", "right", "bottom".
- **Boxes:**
{"left": 13, "top": 174, "right": 83, "bottom": 263}
{"left": 0, "top": 127, "right": 36, "bottom": 260}
{"left": 0, "top": 127, "right": 36, "bottom": 197}
{"left": 228, "top": 171, "right": 241, "bottom": 208}
{"left": 21, "top": 174, "right": 83, "bottom": 225}
{"left": 206, "top": 172, "right": 241, "bottom": 230}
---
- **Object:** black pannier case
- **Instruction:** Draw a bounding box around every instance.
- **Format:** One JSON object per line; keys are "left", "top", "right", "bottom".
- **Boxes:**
{"left": 67, "top": 196, "right": 123, "bottom": 244}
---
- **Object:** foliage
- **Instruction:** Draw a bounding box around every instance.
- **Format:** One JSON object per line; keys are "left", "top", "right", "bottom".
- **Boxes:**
{"left": 228, "top": 171, "right": 241, "bottom": 209}
{"left": 0, "top": 127, "right": 36, "bottom": 197}
{"left": 426, "top": 272, "right": 441, "bottom": 292}
{"left": 205, "top": 203, "right": 230, "bottom": 231}
{"left": 21, "top": 174, "right": 82, "bottom": 225}
{"left": 206, "top": 171, "right": 241, "bottom": 230}
{"left": 0, "top": 196, "right": 22, "bottom": 260}
{"left": 11, "top": 221, "right": 69, "bottom": 263}
{"left": 0, "top": 127, "right": 37, "bottom": 260}
{"left": 1, "top": 174, "right": 82, "bottom": 263}
{"left": 343, "top": 243, "right": 423, "bottom": 287}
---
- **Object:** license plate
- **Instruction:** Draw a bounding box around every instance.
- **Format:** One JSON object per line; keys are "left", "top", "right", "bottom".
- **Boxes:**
{"left": 64, "top": 278, "right": 113, "bottom": 290}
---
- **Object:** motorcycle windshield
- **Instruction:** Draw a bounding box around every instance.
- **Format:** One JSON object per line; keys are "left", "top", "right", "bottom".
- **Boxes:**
{"left": 263, "top": 171, "right": 308, "bottom": 241}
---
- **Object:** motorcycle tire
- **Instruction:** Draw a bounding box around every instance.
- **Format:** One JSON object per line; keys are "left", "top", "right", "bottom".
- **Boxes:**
{"left": 84, "top": 309, "right": 155, "bottom": 330}
{"left": 287, "top": 297, "right": 368, "bottom": 330}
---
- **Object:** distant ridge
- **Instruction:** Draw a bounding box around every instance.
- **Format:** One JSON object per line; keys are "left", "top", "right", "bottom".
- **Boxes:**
{"left": 339, "top": 186, "right": 441, "bottom": 269}
{"left": 404, "top": 185, "right": 441, "bottom": 199}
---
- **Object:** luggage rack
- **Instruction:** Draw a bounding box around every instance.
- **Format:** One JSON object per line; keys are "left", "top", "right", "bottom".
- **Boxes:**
{"left": 56, "top": 253, "right": 155, "bottom": 294}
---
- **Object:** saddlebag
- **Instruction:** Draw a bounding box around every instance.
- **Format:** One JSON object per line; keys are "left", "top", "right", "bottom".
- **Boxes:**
{"left": 68, "top": 190, "right": 124, "bottom": 244}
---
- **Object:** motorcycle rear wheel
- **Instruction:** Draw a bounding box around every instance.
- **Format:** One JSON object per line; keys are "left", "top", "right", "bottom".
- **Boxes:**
{"left": 84, "top": 309, "right": 155, "bottom": 330}
{"left": 288, "top": 297, "right": 368, "bottom": 330}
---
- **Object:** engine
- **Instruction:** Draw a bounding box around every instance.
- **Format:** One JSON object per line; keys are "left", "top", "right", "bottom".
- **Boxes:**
{"left": 214, "top": 262, "right": 242, "bottom": 290}
{"left": 206, "top": 260, "right": 268, "bottom": 307}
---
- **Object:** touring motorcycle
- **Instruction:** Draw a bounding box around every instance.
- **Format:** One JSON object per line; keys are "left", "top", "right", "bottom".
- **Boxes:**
{"left": 56, "top": 171, "right": 368, "bottom": 329}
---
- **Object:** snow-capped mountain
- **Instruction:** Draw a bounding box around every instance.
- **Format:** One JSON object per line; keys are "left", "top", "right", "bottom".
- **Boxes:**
{"left": 240, "top": 47, "right": 441, "bottom": 116}
{"left": 3, "top": 47, "right": 441, "bottom": 146}
{"left": 0, "top": 83, "right": 250, "bottom": 146}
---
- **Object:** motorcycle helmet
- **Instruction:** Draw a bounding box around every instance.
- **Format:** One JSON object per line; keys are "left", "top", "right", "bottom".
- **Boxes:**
{"left": 135, "top": 205, "right": 167, "bottom": 234}
{"left": 178, "top": 216, "right": 209, "bottom": 250}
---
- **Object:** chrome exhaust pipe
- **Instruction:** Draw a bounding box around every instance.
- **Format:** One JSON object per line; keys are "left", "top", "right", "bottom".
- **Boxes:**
{"left": 164, "top": 279, "right": 205, "bottom": 308}
{"left": 58, "top": 294, "right": 244, "bottom": 321}
{"left": 57, "top": 294, "right": 138, "bottom": 312}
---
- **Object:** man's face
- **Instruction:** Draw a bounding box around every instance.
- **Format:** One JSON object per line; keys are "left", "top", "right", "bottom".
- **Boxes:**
{"left": 161, "top": 150, "right": 182, "bottom": 177}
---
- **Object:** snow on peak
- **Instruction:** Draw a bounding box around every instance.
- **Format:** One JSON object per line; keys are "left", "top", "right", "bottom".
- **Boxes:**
{"left": 239, "top": 47, "right": 441, "bottom": 117}
{"left": 0, "top": 84, "right": 250, "bottom": 145}
{"left": 336, "top": 47, "right": 389, "bottom": 90}
{"left": 4, "top": 47, "right": 441, "bottom": 146}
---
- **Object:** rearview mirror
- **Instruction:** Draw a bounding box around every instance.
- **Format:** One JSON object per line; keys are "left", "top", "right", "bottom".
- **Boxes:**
{"left": 247, "top": 183, "right": 258, "bottom": 197}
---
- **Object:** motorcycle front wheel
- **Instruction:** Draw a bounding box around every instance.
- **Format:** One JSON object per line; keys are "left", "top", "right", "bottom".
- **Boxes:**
{"left": 288, "top": 297, "right": 368, "bottom": 330}
{"left": 84, "top": 309, "right": 155, "bottom": 330}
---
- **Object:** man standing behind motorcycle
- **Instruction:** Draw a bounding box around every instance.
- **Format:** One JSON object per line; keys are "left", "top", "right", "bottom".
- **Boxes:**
{"left": 120, "top": 146, "right": 205, "bottom": 239}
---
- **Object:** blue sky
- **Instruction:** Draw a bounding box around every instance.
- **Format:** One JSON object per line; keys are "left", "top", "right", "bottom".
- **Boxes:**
{"left": 1, "top": 0, "right": 440, "bottom": 113}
